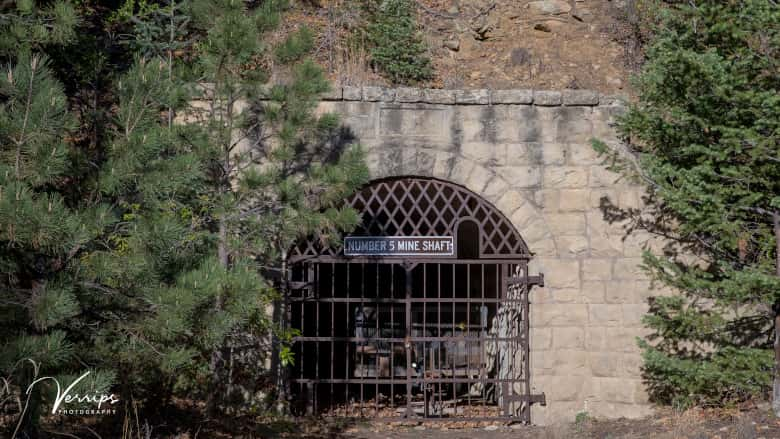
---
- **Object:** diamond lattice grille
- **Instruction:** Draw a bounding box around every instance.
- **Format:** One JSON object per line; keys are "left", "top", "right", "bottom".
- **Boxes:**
{"left": 291, "top": 177, "right": 530, "bottom": 260}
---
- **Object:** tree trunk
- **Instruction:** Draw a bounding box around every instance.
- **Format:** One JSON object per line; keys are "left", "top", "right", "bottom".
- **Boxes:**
{"left": 773, "top": 212, "right": 780, "bottom": 418}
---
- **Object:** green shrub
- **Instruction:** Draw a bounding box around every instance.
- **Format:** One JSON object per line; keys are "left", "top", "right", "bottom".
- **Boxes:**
{"left": 364, "top": 0, "right": 432, "bottom": 84}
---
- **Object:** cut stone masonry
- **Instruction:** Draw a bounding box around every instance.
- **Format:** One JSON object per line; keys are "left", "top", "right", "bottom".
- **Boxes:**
{"left": 312, "top": 86, "right": 661, "bottom": 424}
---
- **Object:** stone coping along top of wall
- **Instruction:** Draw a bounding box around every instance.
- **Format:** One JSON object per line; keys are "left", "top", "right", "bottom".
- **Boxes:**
{"left": 192, "top": 83, "right": 627, "bottom": 108}
{"left": 319, "top": 86, "right": 627, "bottom": 107}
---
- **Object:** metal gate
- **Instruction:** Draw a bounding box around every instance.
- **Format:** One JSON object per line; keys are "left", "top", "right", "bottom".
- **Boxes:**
{"left": 287, "top": 177, "right": 545, "bottom": 422}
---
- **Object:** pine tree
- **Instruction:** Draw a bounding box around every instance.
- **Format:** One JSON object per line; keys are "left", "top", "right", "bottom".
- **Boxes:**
{"left": 183, "top": 0, "right": 368, "bottom": 412}
{"left": 593, "top": 0, "right": 780, "bottom": 410}
{"left": 2, "top": 2, "right": 209, "bottom": 433}
{"left": 0, "top": 4, "right": 118, "bottom": 434}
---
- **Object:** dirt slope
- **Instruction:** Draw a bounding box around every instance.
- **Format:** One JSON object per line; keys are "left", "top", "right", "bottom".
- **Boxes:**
{"left": 289, "top": 0, "right": 639, "bottom": 94}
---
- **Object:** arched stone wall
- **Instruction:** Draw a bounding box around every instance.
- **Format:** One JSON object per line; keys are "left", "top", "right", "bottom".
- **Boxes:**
{"left": 317, "top": 87, "right": 665, "bottom": 424}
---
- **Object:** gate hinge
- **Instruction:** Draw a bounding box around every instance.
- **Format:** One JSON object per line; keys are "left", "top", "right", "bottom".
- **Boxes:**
{"left": 286, "top": 281, "right": 315, "bottom": 298}
{"left": 506, "top": 392, "right": 546, "bottom": 406}
{"left": 287, "top": 281, "right": 309, "bottom": 290}
{"left": 506, "top": 273, "right": 544, "bottom": 288}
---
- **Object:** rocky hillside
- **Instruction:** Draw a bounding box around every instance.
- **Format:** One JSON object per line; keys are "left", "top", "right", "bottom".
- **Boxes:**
{"left": 287, "top": 0, "right": 641, "bottom": 94}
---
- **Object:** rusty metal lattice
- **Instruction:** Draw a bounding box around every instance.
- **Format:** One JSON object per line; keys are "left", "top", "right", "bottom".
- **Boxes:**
{"left": 286, "top": 177, "right": 545, "bottom": 423}
{"left": 290, "top": 177, "right": 530, "bottom": 261}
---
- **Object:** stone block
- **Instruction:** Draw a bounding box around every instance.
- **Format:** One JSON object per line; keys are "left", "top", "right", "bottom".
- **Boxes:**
{"left": 461, "top": 118, "right": 490, "bottom": 143}
{"left": 590, "top": 352, "right": 619, "bottom": 377}
{"left": 362, "top": 86, "right": 395, "bottom": 102}
{"left": 338, "top": 102, "right": 379, "bottom": 139}
{"left": 498, "top": 106, "right": 543, "bottom": 142}
{"left": 582, "top": 281, "right": 606, "bottom": 303}
{"left": 592, "top": 106, "right": 626, "bottom": 141}
{"left": 379, "top": 107, "right": 447, "bottom": 137}
{"left": 395, "top": 87, "right": 422, "bottom": 102}
{"left": 544, "top": 166, "right": 589, "bottom": 188}
{"left": 491, "top": 89, "right": 534, "bottom": 104}
{"left": 582, "top": 259, "right": 612, "bottom": 281}
{"left": 529, "top": 236, "right": 558, "bottom": 257}
{"left": 588, "top": 304, "right": 622, "bottom": 326}
{"left": 605, "top": 280, "right": 635, "bottom": 304}
{"left": 432, "top": 151, "right": 456, "bottom": 179}
{"left": 520, "top": 218, "right": 557, "bottom": 246}
{"left": 552, "top": 350, "right": 590, "bottom": 376}
{"left": 482, "top": 176, "right": 511, "bottom": 200}
{"left": 535, "top": 189, "right": 560, "bottom": 212}
{"left": 509, "top": 198, "right": 542, "bottom": 229}
{"left": 546, "top": 213, "right": 587, "bottom": 235}
{"left": 621, "top": 353, "right": 643, "bottom": 378}
{"left": 569, "top": 142, "right": 604, "bottom": 165}
{"left": 553, "top": 326, "right": 585, "bottom": 349}
{"left": 555, "top": 235, "right": 589, "bottom": 257}
{"left": 465, "top": 164, "right": 493, "bottom": 194}
{"left": 563, "top": 89, "right": 600, "bottom": 106}
{"left": 422, "top": 88, "right": 456, "bottom": 104}
{"left": 461, "top": 142, "right": 497, "bottom": 164}
{"left": 555, "top": 107, "right": 593, "bottom": 143}
{"left": 495, "top": 190, "right": 527, "bottom": 217}
{"left": 594, "top": 377, "right": 634, "bottom": 404}
{"left": 587, "top": 210, "right": 621, "bottom": 235}
{"left": 589, "top": 165, "right": 622, "bottom": 187}
{"left": 497, "top": 166, "right": 542, "bottom": 188}
{"left": 504, "top": 143, "right": 540, "bottom": 165}
{"left": 558, "top": 189, "right": 591, "bottom": 211}
{"left": 534, "top": 90, "right": 562, "bottom": 106}
{"left": 605, "top": 328, "right": 641, "bottom": 353}
{"left": 530, "top": 348, "right": 555, "bottom": 371}
{"left": 342, "top": 85, "right": 362, "bottom": 100}
{"left": 535, "top": 107, "right": 560, "bottom": 142}
{"left": 548, "top": 288, "right": 581, "bottom": 303}
{"left": 414, "top": 149, "right": 436, "bottom": 176}
{"left": 622, "top": 304, "right": 648, "bottom": 328}
{"left": 448, "top": 157, "right": 476, "bottom": 185}
{"left": 590, "top": 188, "right": 617, "bottom": 209}
{"left": 589, "top": 232, "right": 625, "bottom": 257}
{"left": 618, "top": 188, "right": 644, "bottom": 209}
{"left": 532, "top": 304, "right": 588, "bottom": 327}
{"left": 456, "top": 105, "right": 488, "bottom": 126}
{"left": 599, "top": 96, "right": 629, "bottom": 106}
{"left": 612, "top": 258, "right": 646, "bottom": 280}
{"left": 532, "top": 327, "right": 553, "bottom": 350}
{"left": 539, "top": 259, "right": 580, "bottom": 289}
{"left": 586, "top": 327, "right": 607, "bottom": 351}
{"left": 541, "top": 143, "right": 567, "bottom": 165}
{"left": 455, "top": 89, "right": 489, "bottom": 104}
{"left": 534, "top": 375, "right": 585, "bottom": 402}
{"left": 365, "top": 148, "right": 402, "bottom": 178}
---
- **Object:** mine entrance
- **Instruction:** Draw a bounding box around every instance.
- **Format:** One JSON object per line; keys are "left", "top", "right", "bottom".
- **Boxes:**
{"left": 287, "top": 177, "right": 545, "bottom": 422}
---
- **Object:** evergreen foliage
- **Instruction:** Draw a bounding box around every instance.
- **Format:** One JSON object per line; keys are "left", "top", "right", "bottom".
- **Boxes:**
{"left": 0, "top": 3, "right": 192, "bottom": 433}
{"left": 0, "top": 0, "right": 77, "bottom": 55}
{"left": 594, "top": 0, "right": 780, "bottom": 409}
{"left": 363, "top": 0, "right": 433, "bottom": 84}
{"left": 0, "top": 0, "right": 366, "bottom": 433}
{"left": 184, "top": 0, "right": 368, "bottom": 411}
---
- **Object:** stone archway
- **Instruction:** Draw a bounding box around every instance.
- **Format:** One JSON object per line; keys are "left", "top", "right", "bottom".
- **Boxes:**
{"left": 364, "top": 149, "right": 556, "bottom": 259}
